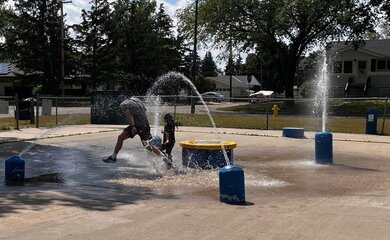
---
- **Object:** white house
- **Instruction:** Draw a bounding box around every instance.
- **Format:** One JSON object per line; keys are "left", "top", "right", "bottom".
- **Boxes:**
{"left": 327, "top": 39, "right": 390, "bottom": 97}
{"left": 207, "top": 75, "right": 261, "bottom": 97}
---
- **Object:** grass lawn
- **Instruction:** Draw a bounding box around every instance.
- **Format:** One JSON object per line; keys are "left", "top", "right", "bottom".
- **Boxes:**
{"left": 0, "top": 114, "right": 90, "bottom": 130}
{"left": 1, "top": 111, "right": 388, "bottom": 135}
{"left": 175, "top": 113, "right": 389, "bottom": 135}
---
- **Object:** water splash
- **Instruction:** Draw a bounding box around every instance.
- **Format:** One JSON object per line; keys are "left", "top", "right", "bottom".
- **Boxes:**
{"left": 144, "top": 95, "right": 164, "bottom": 136}
{"left": 313, "top": 53, "right": 329, "bottom": 132}
{"left": 147, "top": 71, "right": 231, "bottom": 165}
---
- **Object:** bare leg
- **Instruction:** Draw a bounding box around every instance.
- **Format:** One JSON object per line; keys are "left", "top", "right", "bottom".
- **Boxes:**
{"left": 114, "top": 131, "right": 129, "bottom": 154}
{"left": 144, "top": 142, "right": 165, "bottom": 157}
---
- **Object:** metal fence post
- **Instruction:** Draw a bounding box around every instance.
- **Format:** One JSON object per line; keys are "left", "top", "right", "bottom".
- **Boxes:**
{"left": 266, "top": 97, "right": 270, "bottom": 130}
{"left": 381, "top": 97, "right": 388, "bottom": 135}
{"left": 15, "top": 93, "right": 19, "bottom": 130}
{"left": 173, "top": 95, "right": 177, "bottom": 119}
{"left": 55, "top": 98, "right": 58, "bottom": 126}
{"left": 35, "top": 94, "right": 39, "bottom": 128}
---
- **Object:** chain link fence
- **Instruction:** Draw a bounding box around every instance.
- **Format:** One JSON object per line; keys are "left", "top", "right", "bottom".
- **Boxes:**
{"left": 1, "top": 94, "right": 388, "bottom": 135}
{"left": 0, "top": 95, "right": 90, "bottom": 130}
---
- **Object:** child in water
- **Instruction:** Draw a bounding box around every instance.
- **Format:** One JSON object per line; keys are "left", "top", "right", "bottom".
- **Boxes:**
{"left": 160, "top": 113, "right": 176, "bottom": 168}
{"left": 141, "top": 113, "right": 176, "bottom": 169}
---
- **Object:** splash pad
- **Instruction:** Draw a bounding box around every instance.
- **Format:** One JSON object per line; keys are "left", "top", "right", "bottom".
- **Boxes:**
{"left": 179, "top": 140, "right": 237, "bottom": 169}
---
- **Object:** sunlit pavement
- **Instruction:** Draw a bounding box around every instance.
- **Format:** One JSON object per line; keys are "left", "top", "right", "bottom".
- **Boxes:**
{"left": 1, "top": 125, "right": 390, "bottom": 240}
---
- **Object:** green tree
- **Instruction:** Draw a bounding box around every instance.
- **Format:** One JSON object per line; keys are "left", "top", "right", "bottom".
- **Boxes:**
{"left": 200, "top": 51, "right": 217, "bottom": 77}
{"left": 73, "top": 0, "right": 112, "bottom": 90}
{"left": 224, "top": 56, "right": 235, "bottom": 75}
{"left": 296, "top": 51, "right": 323, "bottom": 97}
{"left": 108, "top": 0, "right": 183, "bottom": 94}
{"left": 372, "top": 0, "right": 390, "bottom": 38}
{"left": 6, "top": 0, "right": 63, "bottom": 94}
{"left": 234, "top": 54, "right": 242, "bottom": 75}
{"left": 178, "top": 0, "right": 375, "bottom": 99}
{"left": 0, "top": 0, "right": 15, "bottom": 60}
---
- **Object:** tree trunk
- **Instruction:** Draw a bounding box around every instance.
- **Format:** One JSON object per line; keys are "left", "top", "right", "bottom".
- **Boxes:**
{"left": 282, "top": 54, "right": 299, "bottom": 106}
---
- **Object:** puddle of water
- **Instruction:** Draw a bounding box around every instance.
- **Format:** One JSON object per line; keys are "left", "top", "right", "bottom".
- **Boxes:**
{"left": 259, "top": 159, "right": 328, "bottom": 168}
{"left": 5, "top": 173, "right": 65, "bottom": 186}
{"left": 24, "top": 173, "right": 65, "bottom": 184}
{"left": 244, "top": 171, "right": 290, "bottom": 187}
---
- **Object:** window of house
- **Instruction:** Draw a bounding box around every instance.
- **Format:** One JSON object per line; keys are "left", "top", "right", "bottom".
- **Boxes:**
{"left": 333, "top": 61, "right": 342, "bottom": 73}
{"left": 344, "top": 61, "right": 353, "bottom": 73}
{"left": 377, "top": 59, "right": 387, "bottom": 70}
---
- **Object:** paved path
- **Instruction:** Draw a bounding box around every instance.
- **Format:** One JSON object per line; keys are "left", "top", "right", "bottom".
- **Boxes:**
{"left": 1, "top": 125, "right": 390, "bottom": 240}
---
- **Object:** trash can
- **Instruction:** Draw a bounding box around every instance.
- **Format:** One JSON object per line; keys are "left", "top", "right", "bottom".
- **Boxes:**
{"left": 15, "top": 101, "right": 31, "bottom": 120}
{"left": 366, "top": 108, "right": 378, "bottom": 134}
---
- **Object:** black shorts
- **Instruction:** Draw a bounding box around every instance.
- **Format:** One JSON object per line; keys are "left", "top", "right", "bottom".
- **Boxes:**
{"left": 124, "top": 125, "right": 151, "bottom": 141}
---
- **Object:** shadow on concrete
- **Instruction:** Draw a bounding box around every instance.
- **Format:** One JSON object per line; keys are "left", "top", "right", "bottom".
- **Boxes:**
{"left": 0, "top": 141, "right": 177, "bottom": 217}
{"left": 333, "top": 163, "right": 381, "bottom": 172}
{"left": 222, "top": 201, "right": 255, "bottom": 206}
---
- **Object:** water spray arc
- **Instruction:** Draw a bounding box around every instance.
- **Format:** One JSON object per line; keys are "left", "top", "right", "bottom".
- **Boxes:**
{"left": 149, "top": 71, "right": 245, "bottom": 204}
{"left": 314, "top": 53, "right": 333, "bottom": 164}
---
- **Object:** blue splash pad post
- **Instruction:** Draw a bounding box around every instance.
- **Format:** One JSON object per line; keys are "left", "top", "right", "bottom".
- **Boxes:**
{"left": 315, "top": 132, "right": 333, "bottom": 164}
{"left": 5, "top": 155, "right": 25, "bottom": 182}
{"left": 282, "top": 127, "right": 305, "bottom": 138}
{"left": 219, "top": 165, "right": 245, "bottom": 204}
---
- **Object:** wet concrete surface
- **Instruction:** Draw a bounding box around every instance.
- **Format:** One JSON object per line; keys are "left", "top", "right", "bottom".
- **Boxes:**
{"left": 1, "top": 128, "right": 390, "bottom": 239}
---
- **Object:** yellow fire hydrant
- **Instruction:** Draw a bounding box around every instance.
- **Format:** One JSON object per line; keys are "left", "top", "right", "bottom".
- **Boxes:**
{"left": 272, "top": 104, "right": 280, "bottom": 117}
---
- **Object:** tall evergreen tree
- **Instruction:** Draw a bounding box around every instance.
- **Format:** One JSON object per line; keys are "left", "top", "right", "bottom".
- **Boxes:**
{"left": 7, "top": 0, "right": 63, "bottom": 94}
{"left": 73, "top": 0, "right": 112, "bottom": 90}
{"left": 108, "top": 0, "right": 184, "bottom": 94}
{"left": 234, "top": 54, "right": 242, "bottom": 75}
{"left": 200, "top": 51, "right": 217, "bottom": 77}
{"left": 224, "top": 56, "right": 235, "bottom": 76}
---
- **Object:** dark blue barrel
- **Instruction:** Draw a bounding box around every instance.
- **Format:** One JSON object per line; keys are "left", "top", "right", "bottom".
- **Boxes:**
{"left": 219, "top": 165, "right": 245, "bottom": 204}
{"left": 182, "top": 148, "right": 233, "bottom": 169}
{"left": 282, "top": 127, "right": 305, "bottom": 138}
{"left": 315, "top": 132, "right": 333, "bottom": 164}
{"left": 5, "top": 155, "right": 25, "bottom": 181}
{"left": 366, "top": 108, "right": 378, "bottom": 134}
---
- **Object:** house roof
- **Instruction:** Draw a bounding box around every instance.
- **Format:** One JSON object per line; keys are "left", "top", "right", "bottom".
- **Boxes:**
{"left": 328, "top": 39, "right": 390, "bottom": 58}
{"left": 0, "top": 63, "right": 26, "bottom": 78}
{"left": 208, "top": 75, "right": 261, "bottom": 88}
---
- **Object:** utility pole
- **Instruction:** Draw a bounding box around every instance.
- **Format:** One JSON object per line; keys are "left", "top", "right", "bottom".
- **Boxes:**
{"left": 190, "top": 0, "right": 199, "bottom": 114}
{"left": 229, "top": 38, "right": 233, "bottom": 99}
{"left": 60, "top": 0, "right": 72, "bottom": 97}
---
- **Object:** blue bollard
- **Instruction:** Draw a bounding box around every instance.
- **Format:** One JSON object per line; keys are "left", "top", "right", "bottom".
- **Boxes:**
{"left": 282, "top": 127, "right": 305, "bottom": 138}
{"left": 219, "top": 165, "right": 245, "bottom": 204}
{"left": 5, "top": 155, "right": 25, "bottom": 182}
{"left": 315, "top": 132, "right": 333, "bottom": 164}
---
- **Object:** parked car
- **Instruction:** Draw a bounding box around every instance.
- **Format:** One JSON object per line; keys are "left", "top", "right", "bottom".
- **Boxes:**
{"left": 249, "top": 90, "right": 274, "bottom": 103}
{"left": 23, "top": 97, "right": 36, "bottom": 102}
{"left": 201, "top": 92, "right": 225, "bottom": 102}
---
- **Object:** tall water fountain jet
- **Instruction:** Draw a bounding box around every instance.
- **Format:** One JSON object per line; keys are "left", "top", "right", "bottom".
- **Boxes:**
{"left": 314, "top": 53, "right": 333, "bottom": 164}
{"left": 147, "top": 71, "right": 231, "bottom": 166}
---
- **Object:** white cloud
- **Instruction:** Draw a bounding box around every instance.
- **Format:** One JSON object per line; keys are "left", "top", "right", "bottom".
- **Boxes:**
{"left": 64, "top": 0, "right": 188, "bottom": 25}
